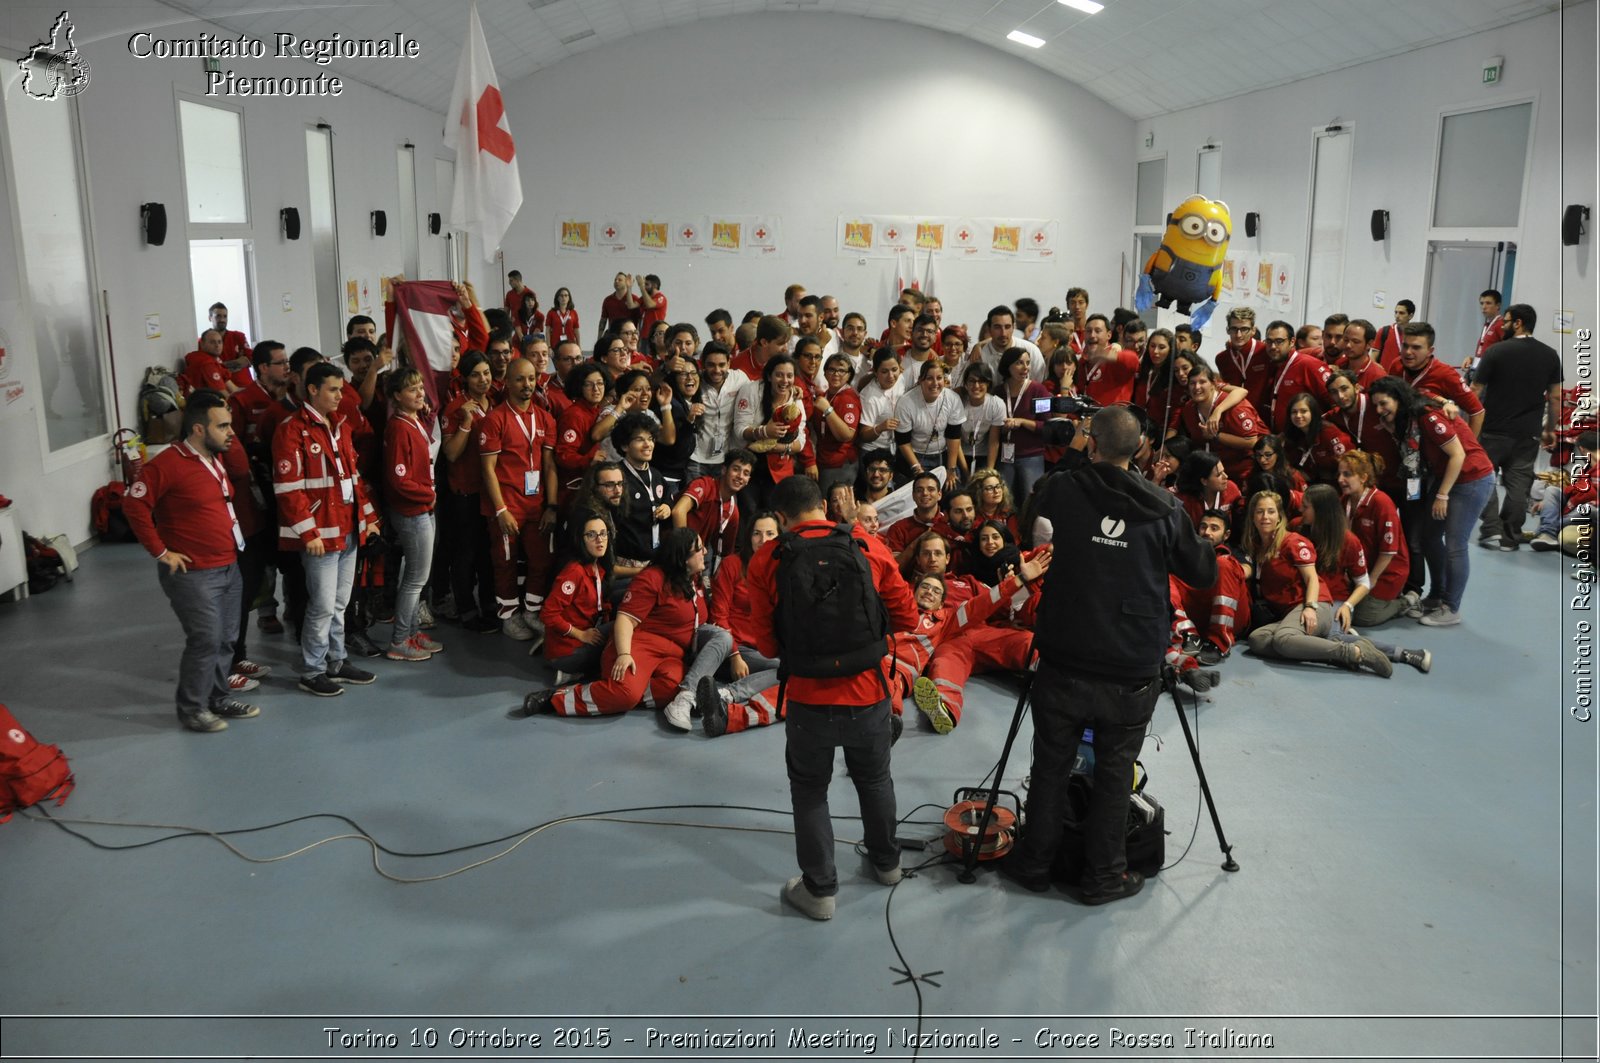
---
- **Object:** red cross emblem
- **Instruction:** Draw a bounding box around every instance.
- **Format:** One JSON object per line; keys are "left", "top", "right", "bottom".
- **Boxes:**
{"left": 473, "top": 87, "right": 515, "bottom": 163}
{"left": 604, "top": 226, "right": 616, "bottom": 239}
{"left": 755, "top": 227, "right": 767, "bottom": 240}
{"left": 681, "top": 227, "right": 695, "bottom": 240}
{"left": 1278, "top": 269, "right": 1288, "bottom": 286}
{"left": 958, "top": 229, "right": 970, "bottom": 241}
{"left": 885, "top": 227, "right": 899, "bottom": 240}
{"left": 1032, "top": 230, "right": 1047, "bottom": 244}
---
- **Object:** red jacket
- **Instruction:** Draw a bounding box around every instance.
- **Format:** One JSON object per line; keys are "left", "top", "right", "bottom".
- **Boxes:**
{"left": 555, "top": 400, "right": 604, "bottom": 495}
{"left": 540, "top": 559, "right": 613, "bottom": 660}
{"left": 123, "top": 442, "right": 242, "bottom": 570}
{"left": 1402, "top": 358, "right": 1484, "bottom": 419}
{"left": 710, "top": 555, "right": 758, "bottom": 648}
{"left": 747, "top": 520, "right": 919, "bottom": 706}
{"left": 1266, "top": 351, "right": 1333, "bottom": 432}
{"left": 182, "top": 350, "right": 231, "bottom": 395}
{"left": 1216, "top": 339, "right": 1272, "bottom": 412}
{"left": 384, "top": 413, "right": 436, "bottom": 516}
{"left": 271, "top": 406, "right": 377, "bottom": 551}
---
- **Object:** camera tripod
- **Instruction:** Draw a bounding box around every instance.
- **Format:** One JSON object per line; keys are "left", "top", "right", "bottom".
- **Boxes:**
{"left": 955, "top": 655, "right": 1239, "bottom": 883}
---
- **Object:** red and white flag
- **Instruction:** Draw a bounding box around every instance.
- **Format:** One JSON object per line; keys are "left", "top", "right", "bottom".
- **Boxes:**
{"left": 444, "top": 4, "right": 522, "bottom": 262}
{"left": 388, "top": 281, "right": 460, "bottom": 441}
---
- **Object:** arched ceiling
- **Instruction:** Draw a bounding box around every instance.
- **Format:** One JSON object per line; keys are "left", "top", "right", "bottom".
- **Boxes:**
{"left": 160, "top": 0, "right": 1564, "bottom": 121}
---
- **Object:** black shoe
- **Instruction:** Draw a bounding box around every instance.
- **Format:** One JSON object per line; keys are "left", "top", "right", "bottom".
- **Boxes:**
{"left": 1180, "top": 632, "right": 1203, "bottom": 655}
{"left": 995, "top": 852, "right": 1052, "bottom": 893}
{"left": 463, "top": 614, "right": 502, "bottom": 634}
{"left": 298, "top": 672, "right": 344, "bottom": 697}
{"left": 1195, "top": 641, "right": 1227, "bottom": 666}
{"left": 696, "top": 676, "right": 728, "bottom": 737}
{"left": 517, "top": 688, "right": 555, "bottom": 718}
{"left": 1180, "top": 667, "right": 1221, "bottom": 692}
{"left": 210, "top": 698, "right": 261, "bottom": 719}
{"left": 346, "top": 631, "right": 383, "bottom": 659}
{"left": 328, "top": 660, "right": 376, "bottom": 685}
{"left": 1072, "top": 870, "right": 1145, "bottom": 906}
{"left": 890, "top": 711, "right": 904, "bottom": 746}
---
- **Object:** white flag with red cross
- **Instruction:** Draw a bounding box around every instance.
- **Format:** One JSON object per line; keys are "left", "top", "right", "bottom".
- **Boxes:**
{"left": 444, "top": 4, "right": 522, "bottom": 262}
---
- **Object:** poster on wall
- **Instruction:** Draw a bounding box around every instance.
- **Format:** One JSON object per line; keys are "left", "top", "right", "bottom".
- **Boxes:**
{"left": 557, "top": 216, "right": 593, "bottom": 253}
{"left": 984, "top": 219, "right": 1023, "bottom": 257}
{"left": 637, "top": 219, "right": 671, "bottom": 254}
{"left": 950, "top": 218, "right": 985, "bottom": 259}
{"left": 709, "top": 218, "right": 743, "bottom": 255}
{"left": 596, "top": 217, "right": 629, "bottom": 255}
{"left": 1020, "top": 219, "right": 1058, "bottom": 260}
{"left": 748, "top": 216, "right": 781, "bottom": 257}
{"left": 915, "top": 220, "right": 946, "bottom": 253}
{"left": 0, "top": 319, "right": 31, "bottom": 421}
{"left": 674, "top": 216, "right": 708, "bottom": 256}
{"left": 346, "top": 280, "right": 360, "bottom": 314}
{"left": 875, "top": 216, "right": 912, "bottom": 258}
{"left": 1230, "top": 254, "right": 1258, "bottom": 307}
{"left": 839, "top": 217, "right": 875, "bottom": 257}
{"left": 1266, "top": 253, "right": 1295, "bottom": 311}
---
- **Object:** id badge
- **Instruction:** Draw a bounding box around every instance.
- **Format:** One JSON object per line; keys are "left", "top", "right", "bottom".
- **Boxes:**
{"left": 340, "top": 478, "right": 355, "bottom": 504}
{"left": 651, "top": 523, "right": 661, "bottom": 550}
{"left": 232, "top": 523, "right": 246, "bottom": 551}
{"left": 1406, "top": 476, "right": 1422, "bottom": 501}
{"left": 1000, "top": 441, "right": 1016, "bottom": 464}
{"left": 524, "top": 470, "right": 540, "bottom": 496}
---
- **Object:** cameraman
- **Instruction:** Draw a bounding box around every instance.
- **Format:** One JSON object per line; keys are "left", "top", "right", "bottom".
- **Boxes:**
{"left": 1003, "top": 405, "right": 1216, "bottom": 904}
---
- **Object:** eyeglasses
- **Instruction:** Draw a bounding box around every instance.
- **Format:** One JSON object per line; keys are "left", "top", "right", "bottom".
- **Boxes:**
{"left": 607, "top": 346, "right": 627, "bottom": 356}
{"left": 983, "top": 483, "right": 1004, "bottom": 492}
{"left": 582, "top": 530, "right": 609, "bottom": 541}
{"left": 597, "top": 480, "right": 624, "bottom": 490}
{"left": 692, "top": 542, "right": 708, "bottom": 554}
{"left": 1227, "top": 325, "right": 1253, "bottom": 334}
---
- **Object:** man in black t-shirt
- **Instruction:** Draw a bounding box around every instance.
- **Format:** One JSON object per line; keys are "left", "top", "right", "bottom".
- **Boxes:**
{"left": 1472, "top": 303, "right": 1564, "bottom": 550}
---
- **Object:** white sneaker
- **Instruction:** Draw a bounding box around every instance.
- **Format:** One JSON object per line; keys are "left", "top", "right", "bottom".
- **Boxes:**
{"left": 227, "top": 673, "right": 260, "bottom": 692}
{"left": 662, "top": 691, "right": 694, "bottom": 731}
{"left": 1418, "top": 606, "right": 1461, "bottom": 627}
{"left": 554, "top": 670, "right": 579, "bottom": 686}
{"left": 500, "top": 612, "right": 535, "bottom": 641}
{"left": 1530, "top": 532, "right": 1560, "bottom": 551}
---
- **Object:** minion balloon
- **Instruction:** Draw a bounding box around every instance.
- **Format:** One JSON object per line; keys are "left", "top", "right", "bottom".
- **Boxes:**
{"left": 1134, "top": 195, "right": 1232, "bottom": 331}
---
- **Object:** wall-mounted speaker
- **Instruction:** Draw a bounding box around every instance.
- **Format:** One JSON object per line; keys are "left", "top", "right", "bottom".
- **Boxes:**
{"left": 371, "top": 210, "right": 387, "bottom": 237}
{"left": 1563, "top": 204, "right": 1590, "bottom": 246}
{"left": 141, "top": 202, "right": 167, "bottom": 246}
{"left": 1370, "top": 209, "right": 1389, "bottom": 241}
{"left": 1244, "top": 212, "right": 1259, "bottom": 238}
{"left": 428, "top": 212, "right": 441, "bottom": 235}
{"left": 280, "top": 207, "right": 301, "bottom": 241}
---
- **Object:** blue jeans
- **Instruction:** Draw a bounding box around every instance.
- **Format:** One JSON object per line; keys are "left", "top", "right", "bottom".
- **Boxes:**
{"left": 388, "top": 510, "right": 435, "bottom": 644}
{"left": 1423, "top": 475, "right": 1497, "bottom": 612}
{"left": 1539, "top": 503, "right": 1590, "bottom": 537}
{"left": 302, "top": 534, "right": 358, "bottom": 677}
{"left": 157, "top": 562, "right": 242, "bottom": 718}
{"left": 999, "top": 454, "right": 1046, "bottom": 510}
{"left": 785, "top": 699, "right": 898, "bottom": 896}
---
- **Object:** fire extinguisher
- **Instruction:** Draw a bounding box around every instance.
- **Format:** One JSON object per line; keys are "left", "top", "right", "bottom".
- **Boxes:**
{"left": 113, "top": 428, "right": 144, "bottom": 485}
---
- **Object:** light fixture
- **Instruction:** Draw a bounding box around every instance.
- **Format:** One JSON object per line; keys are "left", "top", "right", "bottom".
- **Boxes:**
{"left": 1007, "top": 29, "right": 1045, "bottom": 48}
{"left": 1058, "top": 0, "right": 1104, "bottom": 13}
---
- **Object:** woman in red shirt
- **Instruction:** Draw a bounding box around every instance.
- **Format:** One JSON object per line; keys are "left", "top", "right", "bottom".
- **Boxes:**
{"left": 1370, "top": 376, "right": 1496, "bottom": 627}
{"left": 544, "top": 287, "right": 579, "bottom": 347}
{"left": 1241, "top": 490, "right": 1390, "bottom": 676}
{"left": 383, "top": 368, "right": 444, "bottom": 661}
{"left": 814, "top": 354, "right": 862, "bottom": 500}
{"left": 1281, "top": 392, "right": 1352, "bottom": 486}
{"left": 1182, "top": 363, "right": 1267, "bottom": 485}
{"left": 540, "top": 511, "right": 617, "bottom": 683}
{"left": 1174, "top": 450, "right": 1242, "bottom": 531}
{"left": 1299, "top": 484, "right": 1430, "bottom": 673}
{"left": 522, "top": 527, "right": 729, "bottom": 727}
{"left": 440, "top": 352, "right": 498, "bottom": 632}
{"left": 554, "top": 363, "right": 611, "bottom": 504}
{"left": 735, "top": 355, "right": 815, "bottom": 510}
{"left": 1337, "top": 449, "right": 1416, "bottom": 627}
{"left": 711, "top": 512, "right": 782, "bottom": 681}
{"left": 515, "top": 291, "right": 541, "bottom": 340}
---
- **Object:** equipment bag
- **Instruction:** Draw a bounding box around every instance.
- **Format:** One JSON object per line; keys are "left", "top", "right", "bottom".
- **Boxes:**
{"left": 1049, "top": 769, "right": 1166, "bottom": 884}
{"left": 92, "top": 481, "right": 136, "bottom": 542}
{"left": 773, "top": 523, "right": 890, "bottom": 678}
{"left": 0, "top": 704, "right": 74, "bottom": 822}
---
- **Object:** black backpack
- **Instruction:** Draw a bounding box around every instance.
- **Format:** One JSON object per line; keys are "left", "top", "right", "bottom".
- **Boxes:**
{"left": 773, "top": 523, "right": 890, "bottom": 679}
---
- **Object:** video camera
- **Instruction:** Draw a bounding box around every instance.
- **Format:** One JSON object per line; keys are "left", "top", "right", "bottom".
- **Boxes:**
{"left": 1033, "top": 394, "right": 1100, "bottom": 417}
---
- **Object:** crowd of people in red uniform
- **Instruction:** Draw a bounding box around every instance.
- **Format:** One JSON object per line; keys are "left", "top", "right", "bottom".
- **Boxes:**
{"left": 130, "top": 272, "right": 1580, "bottom": 736}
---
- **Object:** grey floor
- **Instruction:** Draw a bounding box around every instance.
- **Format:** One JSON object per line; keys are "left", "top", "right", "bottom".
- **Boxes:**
{"left": 0, "top": 538, "right": 1595, "bottom": 1062}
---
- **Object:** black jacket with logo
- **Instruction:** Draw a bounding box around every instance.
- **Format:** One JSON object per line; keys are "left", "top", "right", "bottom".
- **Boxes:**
{"left": 1032, "top": 462, "right": 1217, "bottom": 680}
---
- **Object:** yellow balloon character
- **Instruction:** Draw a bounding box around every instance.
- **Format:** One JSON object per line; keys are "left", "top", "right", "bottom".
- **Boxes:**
{"left": 1135, "top": 196, "right": 1231, "bottom": 329}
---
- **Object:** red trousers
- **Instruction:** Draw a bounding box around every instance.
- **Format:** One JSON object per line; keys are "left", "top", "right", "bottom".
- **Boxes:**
{"left": 720, "top": 684, "right": 785, "bottom": 734}
{"left": 926, "top": 626, "right": 1033, "bottom": 726}
{"left": 490, "top": 514, "right": 555, "bottom": 618}
{"left": 552, "top": 631, "right": 683, "bottom": 716}
{"left": 1169, "top": 567, "right": 1250, "bottom": 653}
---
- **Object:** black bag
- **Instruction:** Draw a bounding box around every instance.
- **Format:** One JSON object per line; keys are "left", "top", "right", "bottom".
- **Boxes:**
{"left": 1050, "top": 768, "right": 1166, "bottom": 884}
{"left": 773, "top": 523, "right": 889, "bottom": 678}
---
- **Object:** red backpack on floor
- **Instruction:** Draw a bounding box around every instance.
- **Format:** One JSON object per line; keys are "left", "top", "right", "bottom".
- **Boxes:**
{"left": 0, "top": 704, "right": 74, "bottom": 822}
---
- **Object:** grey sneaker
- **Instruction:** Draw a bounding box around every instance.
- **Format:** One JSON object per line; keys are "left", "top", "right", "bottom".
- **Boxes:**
{"left": 1400, "top": 590, "right": 1424, "bottom": 619}
{"left": 662, "top": 692, "right": 693, "bottom": 732}
{"left": 1418, "top": 606, "right": 1461, "bottom": 627}
{"left": 386, "top": 638, "right": 432, "bottom": 662}
{"left": 210, "top": 698, "right": 260, "bottom": 719}
{"left": 783, "top": 876, "right": 835, "bottom": 920}
{"left": 1344, "top": 637, "right": 1393, "bottom": 678}
{"left": 1400, "top": 648, "right": 1432, "bottom": 673}
{"left": 501, "top": 612, "right": 536, "bottom": 641}
{"left": 1531, "top": 532, "right": 1561, "bottom": 551}
{"left": 179, "top": 709, "right": 227, "bottom": 733}
{"left": 1477, "top": 534, "right": 1503, "bottom": 550}
{"left": 417, "top": 601, "right": 436, "bottom": 628}
{"left": 413, "top": 631, "right": 443, "bottom": 653}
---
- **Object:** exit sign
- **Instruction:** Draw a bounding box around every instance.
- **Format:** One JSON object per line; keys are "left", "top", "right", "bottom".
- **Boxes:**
{"left": 1483, "top": 66, "right": 1499, "bottom": 84}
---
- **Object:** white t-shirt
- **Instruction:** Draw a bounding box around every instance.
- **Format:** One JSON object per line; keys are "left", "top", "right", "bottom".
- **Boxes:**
{"left": 857, "top": 377, "right": 908, "bottom": 457}
{"left": 960, "top": 338, "right": 1045, "bottom": 384}
{"left": 895, "top": 387, "right": 967, "bottom": 456}
{"left": 959, "top": 394, "right": 1007, "bottom": 460}
{"left": 690, "top": 368, "right": 750, "bottom": 466}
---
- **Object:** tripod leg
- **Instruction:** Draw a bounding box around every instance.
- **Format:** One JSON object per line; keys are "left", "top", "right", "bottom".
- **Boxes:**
{"left": 1164, "top": 668, "right": 1240, "bottom": 872}
{"left": 958, "top": 661, "right": 1036, "bottom": 883}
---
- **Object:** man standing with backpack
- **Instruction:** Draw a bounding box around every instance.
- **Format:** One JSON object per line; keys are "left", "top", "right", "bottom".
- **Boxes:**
{"left": 746, "top": 476, "right": 919, "bottom": 920}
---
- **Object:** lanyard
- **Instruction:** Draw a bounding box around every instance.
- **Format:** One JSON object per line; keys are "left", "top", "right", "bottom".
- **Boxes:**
{"left": 180, "top": 442, "right": 243, "bottom": 548}
{"left": 507, "top": 403, "right": 539, "bottom": 463}
{"left": 398, "top": 414, "right": 435, "bottom": 484}
{"left": 1227, "top": 341, "right": 1257, "bottom": 379}
{"left": 624, "top": 460, "right": 655, "bottom": 500}
{"left": 1271, "top": 352, "right": 1300, "bottom": 411}
{"left": 307, "top": 408, "right": 346, "bottom": 478}
{"left": 1345, "top": 487, "right": 1375, "bottom": 525}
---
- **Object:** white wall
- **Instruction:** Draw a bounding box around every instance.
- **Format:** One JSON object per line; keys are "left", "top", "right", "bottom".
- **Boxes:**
{"left": 1138, "top": 2, "right": 1597, "bottom": 371}
{"left": 493, "top": 13, "right": 1135, "bottom": 341}
{"left": 0, "top": 0, "right": 452, "bottom": 544}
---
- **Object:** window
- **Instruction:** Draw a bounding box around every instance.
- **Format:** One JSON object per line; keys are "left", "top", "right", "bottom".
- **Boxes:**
{"left": 1135, "top": 158, "right": 1167, "bottom": 228}
{"left": 1432, "top": 102, "right": 1532, "bottom": 228}
{"left": 398, "top": 145, "right": 419, "bottom": 279}
{"left": 189, "top": 240, "right": 255, "bottom": 343}
{"left": 3, "top": 88, "right": 107, "bottom": 453}
{"left": 178, "top": 100, "right": 248, "bottom": 225}
{"left": 1303, "top": 127, "right": 1353, "bottom": 329}
{"left": 1197, "top": 147, "right": 1222, "bottom": 201}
